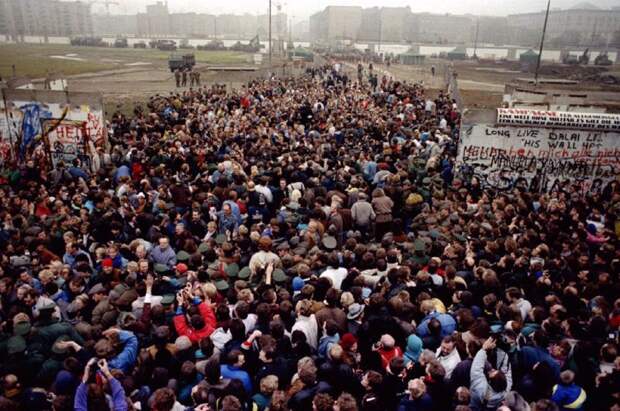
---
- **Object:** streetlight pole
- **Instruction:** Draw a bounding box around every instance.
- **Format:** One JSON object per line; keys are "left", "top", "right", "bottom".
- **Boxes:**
{"left": 269, "top": 0, "right": 272, "bottom": 68}
{"left": 535, "top": 0, "right": 551, "bottom": 86}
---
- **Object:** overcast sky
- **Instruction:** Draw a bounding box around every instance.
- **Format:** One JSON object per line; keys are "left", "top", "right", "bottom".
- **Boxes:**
{"left": 102, "top": 0, "right": 620, "bottom": 21}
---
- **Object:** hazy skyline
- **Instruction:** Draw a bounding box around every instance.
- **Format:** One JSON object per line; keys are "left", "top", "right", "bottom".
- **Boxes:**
{"left": 97, "top": 0, "right": 620, "bottom": 22}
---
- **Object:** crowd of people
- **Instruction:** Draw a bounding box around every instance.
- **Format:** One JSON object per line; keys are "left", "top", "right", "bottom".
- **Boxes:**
{"left": 0, "top": 62, "right": 618, "bottom": 411}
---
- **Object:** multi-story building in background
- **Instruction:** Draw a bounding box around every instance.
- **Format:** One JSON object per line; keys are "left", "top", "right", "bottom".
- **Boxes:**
{"left": 357, "top": 7, "right": 380, "bottom": 42}
{"left": 308, "top": 3, "right": 620, "bottom": 47}
{"left": 412, "top": 13, "right": 474, "bottom": 44}
{"left": 92, "top": 14, "right": 138, "bottom": 37}
{"left": 137, "top": 1, "right": 170, "bottom": 37}
{"left": 378, "top": 7, "right": 411, "bottom": 43}
{"left": 310, "top": 6, "right": 473, "bottom": 44}
{"left": 127, "top": 2, "right": 287, "bottom": 39}
{"left": 310, "top": 6, "right": 362, "bottom": 42}
{"left": 508, "top": 3, "right": 620, "bottom": 47}
{"left": 0, "top": 0, "right": 93, "bottom": 38}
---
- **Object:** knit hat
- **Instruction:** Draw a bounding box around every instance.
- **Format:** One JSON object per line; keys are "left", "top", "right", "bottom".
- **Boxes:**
{"left": 292, "top": 276, "right": 305, "bottom": 292}
{"left": 176, "top": 263, "right": 188, "bottom": 274}
{"left": 102, "top": 258, "right": 113, "bottom": 268}
{"left": 339, "top": 333, "right": 358, "bottom": 351}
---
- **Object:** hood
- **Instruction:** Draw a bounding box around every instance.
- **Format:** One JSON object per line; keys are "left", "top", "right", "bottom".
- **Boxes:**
{"left": 404, "top": 334, "right": 423, "bottom": 364}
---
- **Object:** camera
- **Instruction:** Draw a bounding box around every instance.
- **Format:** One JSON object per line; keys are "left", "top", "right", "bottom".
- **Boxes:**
{"left": 491, "top": 331, "right": 513, "bottom": 352}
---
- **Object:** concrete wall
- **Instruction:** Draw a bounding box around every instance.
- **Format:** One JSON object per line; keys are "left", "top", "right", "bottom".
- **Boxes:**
{"left": 458, "top": 108, "right": 620, "bottom": 193}
{"left": 0, "top": 89, "right": 107, "bottom": 167}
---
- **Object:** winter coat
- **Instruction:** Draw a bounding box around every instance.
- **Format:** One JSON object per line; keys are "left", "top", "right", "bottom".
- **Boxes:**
{"left": 173, "top": 302, "right": 217, "bottom": 344}
{"left": 469, "top": 349, "right": 509, "bottom": 411}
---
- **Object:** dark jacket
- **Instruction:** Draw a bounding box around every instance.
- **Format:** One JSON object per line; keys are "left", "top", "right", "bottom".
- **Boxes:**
{"left": 397, "top": 393, "right": 433, "bottom": 411}
{"left": 288, "top": 381, "right": 331, "bottom": 411}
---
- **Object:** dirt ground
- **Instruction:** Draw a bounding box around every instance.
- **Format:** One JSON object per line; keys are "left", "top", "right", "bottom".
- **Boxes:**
{"left": 375, "top": 58, "right": 620, "bottom": 109}
{"left": 0, "top": 43, "right": 251, "bottom": 79}
{"left": 4, "top": 43, "right": 618, "bottom": 114}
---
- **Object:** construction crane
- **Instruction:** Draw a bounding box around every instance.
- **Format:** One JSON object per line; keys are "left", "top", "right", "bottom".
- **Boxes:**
{"left": 87, "top": 0, "right": 119, "bottom": 16}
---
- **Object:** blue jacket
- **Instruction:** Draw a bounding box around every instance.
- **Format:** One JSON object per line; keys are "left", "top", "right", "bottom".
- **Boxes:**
{"left": 417, "top": 311, "right": 456, "bottom": 338}
{"left": 149, "top": 245, "right": 177, "bottom": 268}
{"left": 318, "top": 334, "right": 340, "bottom": 359}
{"left": 520, "top": 346, "right": 560, "bottom": 381}
{"left": 69, "top": 166, "right": 89, "bottom": 181}
{"left": 108, "top": 331, "right": 138, "bottom": 374}
{"left": 552, "top": 383, "right": 586, "bottom": 411}
{"left": 221, "top": 364, "right": 252, "bottom": 394}
{"left": 74, "top": 377, "right": 127, "bottom": 411}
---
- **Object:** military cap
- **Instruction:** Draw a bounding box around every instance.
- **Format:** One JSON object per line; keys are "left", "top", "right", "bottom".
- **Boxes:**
{"left": 215, "top": 234, "right": 227, "bottom": 245}
{"left": 177, "top": 251, "right": 190, "bottom": 262}
{"left": 272, "top": 268, "right": 287, "bottom": 283}
{"left": 214, "top": 279, "right": 229, "bottom": 291}
{"left": 322, "top": 236, "right": 337, "bottom": 250}
{"left": 198, "top": 242, "right": 210, "bottom": 254}
{"left": 36, "top": 297, "right": 56, "bottom": 312}
{"left": 238, "top": 266, "right": 251, "bottom": 280}
{"left": 154, "top": 263, "right": 169, "bottom": 274}
{"left": 454, "top": 233, "right": 468, "bottom": 243}
{"left": 160, "top": 294, "right": 176, "bottom": 306}
{"left": 7, "top": 335, "right": 26, "bottom": 355}
{"left": 13, "top": 320, "right": 31, "bottom": 336}
{"left": 225, "top": 263, "right": 240, "bottom": 278}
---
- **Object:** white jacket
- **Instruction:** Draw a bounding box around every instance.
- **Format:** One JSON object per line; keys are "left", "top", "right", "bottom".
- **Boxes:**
{"left": 436, "top": 347, "right": 461, "bottom": 380}
{"left": 292, "top": 314, "right": 318, "bottom": 349}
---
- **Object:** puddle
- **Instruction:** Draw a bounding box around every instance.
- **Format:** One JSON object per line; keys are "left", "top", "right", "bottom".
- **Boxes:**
{"left": 50, "top": 55, "right": 85, "bottom": 61}
{"left": 125, "top": 62, "right": 152, "bottom": 66}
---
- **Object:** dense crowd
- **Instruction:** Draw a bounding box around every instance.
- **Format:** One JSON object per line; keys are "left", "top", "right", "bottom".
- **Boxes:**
{"left": 0, "top": 62, "right": 618, "bottom": 411}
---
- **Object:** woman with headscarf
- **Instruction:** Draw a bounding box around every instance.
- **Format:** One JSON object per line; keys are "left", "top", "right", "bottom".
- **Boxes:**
{"left": 403, "top": 334, "right": 423, "bottom": 367}
{"left": 340, "top": 333, "right": 360, "bottom": 369}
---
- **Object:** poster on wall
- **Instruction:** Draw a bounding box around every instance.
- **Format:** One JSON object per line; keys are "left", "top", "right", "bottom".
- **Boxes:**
{"left": 457, "top": 111, "right": 620, "bottom": 194}
{"left": 1, "top": 89, "right": 107, "bottom": 169}
{"left": 44, "top": 109, "right": 105, "bottom": 168}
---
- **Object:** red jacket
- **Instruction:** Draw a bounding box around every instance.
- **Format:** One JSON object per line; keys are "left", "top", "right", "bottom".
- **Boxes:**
{"left": 379, "top": 346, "right": 403, "bottom": 369}
{"left": 173, "top": 302, "right": 217, "bottom": 344}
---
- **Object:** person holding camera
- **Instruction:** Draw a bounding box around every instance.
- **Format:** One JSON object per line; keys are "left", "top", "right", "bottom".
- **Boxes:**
{"left": 469, "top": 337, "right": 512, "bottom": 411}
{"left": 173, "top": 285, "right": 217, "bottom": 345}
{"left": 74, "top": 358, "right": 128, "bottom": 411}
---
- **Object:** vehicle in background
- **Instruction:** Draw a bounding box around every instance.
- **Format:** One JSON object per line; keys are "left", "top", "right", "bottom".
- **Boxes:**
{"left": 168, "top": 53, "right": 196, "bottom": 72}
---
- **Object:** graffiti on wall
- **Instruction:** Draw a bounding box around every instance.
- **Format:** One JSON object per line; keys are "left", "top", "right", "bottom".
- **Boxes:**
{"left": 1, "top": 90, "right": 107, "bottom": 168}
{"left": 19, "top": 103, "right": 53, "bottom": 158}
{"left": 0, "top": 109, "right": 22, "bottom": 164}
{"left": 457, "top": 119, "right": 620, "bottom": 194}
